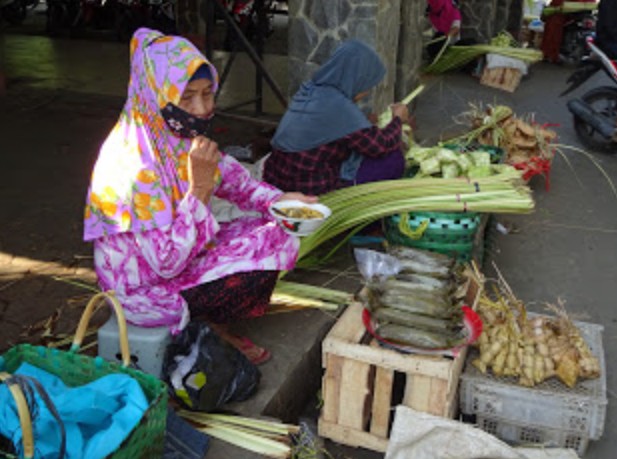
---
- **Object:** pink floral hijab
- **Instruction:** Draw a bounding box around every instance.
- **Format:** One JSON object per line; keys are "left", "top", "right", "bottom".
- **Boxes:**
{"left": 83, "top": 28, "right": 219, "bottom": 241}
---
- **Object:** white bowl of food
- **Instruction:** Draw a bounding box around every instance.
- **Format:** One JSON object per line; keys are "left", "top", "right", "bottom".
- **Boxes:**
{"left": 268, "top": 200, "right": 332, "bottom": 237}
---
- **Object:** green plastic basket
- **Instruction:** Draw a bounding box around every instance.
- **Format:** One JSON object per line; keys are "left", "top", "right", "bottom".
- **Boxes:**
{"left": 385, "top": 211, "right": 481, "bottom": 262}
{"left": 0, "top": 292, "right": 167, "bottom": 459}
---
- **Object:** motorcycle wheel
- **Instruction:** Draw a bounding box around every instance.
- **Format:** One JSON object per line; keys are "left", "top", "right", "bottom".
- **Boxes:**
{"left": 574, "top": 86, "right": 617, "bottom": 154}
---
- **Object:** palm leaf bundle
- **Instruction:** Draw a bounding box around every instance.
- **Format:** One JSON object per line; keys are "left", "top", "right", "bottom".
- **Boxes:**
{"left": 297, "top": 167, "right": 534, "bottom": 263}
{"left": 424, "top": 45, "right": 542, "bottom": 74}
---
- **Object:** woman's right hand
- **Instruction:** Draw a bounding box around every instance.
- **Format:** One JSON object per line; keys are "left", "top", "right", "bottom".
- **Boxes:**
{"left": 390, "top": 103, "right": 410, "bottom": 124}
{"left": 188, "top": 135, "right": 220, "bottom": 204}
{"left": 448, "top": 25, "right": 460, "bottom": 38}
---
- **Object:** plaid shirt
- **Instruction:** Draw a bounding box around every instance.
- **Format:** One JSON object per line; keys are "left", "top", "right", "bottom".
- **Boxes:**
{"left": 264, "top": 117, "right": 402, "bottom": 195}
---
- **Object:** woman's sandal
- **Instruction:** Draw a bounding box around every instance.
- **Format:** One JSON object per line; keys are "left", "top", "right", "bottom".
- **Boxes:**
{"left": 237, "top": 336, "right": 272, "bottom": 365}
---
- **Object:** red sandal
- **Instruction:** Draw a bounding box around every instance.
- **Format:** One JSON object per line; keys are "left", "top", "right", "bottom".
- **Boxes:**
{"left": 237, "top": 336, "right": 272, "bottom": 365}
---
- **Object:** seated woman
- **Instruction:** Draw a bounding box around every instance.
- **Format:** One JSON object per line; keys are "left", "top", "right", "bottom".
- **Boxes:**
{"left": 263, "top": 39, "right": 409, "bottom": 196}
{"left": 83, "top": 28, "right": 316, "bottom": 365}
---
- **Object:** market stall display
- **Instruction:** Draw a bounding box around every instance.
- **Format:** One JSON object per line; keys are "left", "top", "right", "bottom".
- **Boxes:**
{"left": 317, "top": 259, "right": 483, "bottom": 453}
{"left": 381, "top": 145, "right": 503, "bottom": 262}
{"left": 470, "top": 267, "right": 600, "bottom": 388}
{"left": 450, "top": 104, "right": 557, "bottom": 190}
{"left": 459, "top": 266, "right": 607, "bottom": 456}
{"left": 360, "top": 247, "right": 483, "bottom": 353}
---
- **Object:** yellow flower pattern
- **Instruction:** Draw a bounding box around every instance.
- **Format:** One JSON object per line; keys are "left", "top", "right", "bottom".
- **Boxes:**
{"left": 121, "top": 210, "right": 132, "bottom": 230}
{"left": 137, "top": 169, "right": 157, "bottom": 184}
{"left": 84, "top": 29, "right": 221, "bottom": 240}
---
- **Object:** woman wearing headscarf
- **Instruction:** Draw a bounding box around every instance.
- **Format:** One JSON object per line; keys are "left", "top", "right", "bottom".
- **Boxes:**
{"left": 263, "top": 39, "right": 408, "bottom": 196}
{"left": 84, "top": 28, "right": 316, "bottom": 364}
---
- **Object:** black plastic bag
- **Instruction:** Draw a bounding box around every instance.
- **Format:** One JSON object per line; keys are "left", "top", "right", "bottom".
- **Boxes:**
{"left": 163, "top": 322, "right": 261, "bottom": 412}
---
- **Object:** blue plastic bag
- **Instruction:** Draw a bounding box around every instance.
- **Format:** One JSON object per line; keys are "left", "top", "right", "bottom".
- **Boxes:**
{"left": 0, "top": 363, "right": 148, "bottom": 459}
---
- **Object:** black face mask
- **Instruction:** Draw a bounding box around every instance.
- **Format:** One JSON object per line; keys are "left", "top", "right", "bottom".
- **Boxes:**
{"left": 161, "top": 103, "right": 212, "bottom": 138}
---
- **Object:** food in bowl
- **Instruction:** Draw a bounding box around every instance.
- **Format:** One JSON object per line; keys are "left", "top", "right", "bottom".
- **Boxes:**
{"left": 268, "top": 200, "right": 332, "bottom": 237}
{"left": 276, "top": 207, "right": 324, "bottom": 219}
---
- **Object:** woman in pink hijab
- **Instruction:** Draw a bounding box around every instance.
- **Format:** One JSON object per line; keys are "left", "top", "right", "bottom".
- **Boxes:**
{"left": 426, "top": 0, "right": 462, "bottom": 59}
{"left": 84, "top": 28, "right": 315, "bottom": 364}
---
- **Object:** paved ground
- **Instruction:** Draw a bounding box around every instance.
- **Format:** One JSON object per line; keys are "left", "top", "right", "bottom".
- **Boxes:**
{"left": 1, "top": 31, "right": 616, "bottom": 459}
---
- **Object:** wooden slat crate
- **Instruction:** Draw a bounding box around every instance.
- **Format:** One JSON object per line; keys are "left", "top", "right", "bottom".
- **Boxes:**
{"left": 480, "top": 67, "right": 522, "bottom": 93}
{"left": 318, "top": 277, "right": 482, "bottom": 452}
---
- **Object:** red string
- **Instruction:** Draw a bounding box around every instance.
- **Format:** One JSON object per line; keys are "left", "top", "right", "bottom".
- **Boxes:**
{"left": 512, "top": 157, "right": 552, "bottom": 191}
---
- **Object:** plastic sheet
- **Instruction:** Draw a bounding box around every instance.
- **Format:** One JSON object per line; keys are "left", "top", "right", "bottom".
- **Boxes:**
{"left": 386, "top": 405, "right": 580, "bottom": 459}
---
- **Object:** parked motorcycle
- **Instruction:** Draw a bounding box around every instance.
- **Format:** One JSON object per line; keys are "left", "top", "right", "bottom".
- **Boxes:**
{"left": 46, "top": 0, "right": 118, "bottom": 37}
{"left": 559, "top": 10, "right": 597, "bottom": 66}
{"left": 114, "top": 0, "right": 175, "bottom": 42}
{"left": 220, "top": 0, "right": 275, "bottom": 51}
{"left": 562, "top": 36, "right": 617, "bottom": 153}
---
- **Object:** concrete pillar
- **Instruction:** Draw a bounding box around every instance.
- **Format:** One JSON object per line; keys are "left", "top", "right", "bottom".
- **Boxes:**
{"left": 495, "top": 0, "right": 513, "bottom": 35}
{"left": 0, "top": 38, "right": 5, "bottom": 97}
{"left": 396, "top": 0, "right": 424, "bottom": 102}
{"left": 460, "top": 0, "right": 498, "bottom": 43}
{"left": 288, "top": 0, "right": 402, "bottom": 114}
{"left": 507, "top": 0, "right": 525, "bottom": 36}
{"left": 177, "top": 0, "right": 206, "bottom": 37}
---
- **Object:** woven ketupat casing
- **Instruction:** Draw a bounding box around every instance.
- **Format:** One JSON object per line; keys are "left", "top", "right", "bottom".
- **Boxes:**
{"left": 0, "top": 344, "right": 168, "bottom": 458}
{"left": 459, "top": 317, "right": 607, "bottom": 457}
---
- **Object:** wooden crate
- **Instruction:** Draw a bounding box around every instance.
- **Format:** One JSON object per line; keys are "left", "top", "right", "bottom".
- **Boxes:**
{"left": 480, "top": 67, "right": 522, "bottom": 93}
{"left": 318, "top": 278, "right": 481, "bottom": 452}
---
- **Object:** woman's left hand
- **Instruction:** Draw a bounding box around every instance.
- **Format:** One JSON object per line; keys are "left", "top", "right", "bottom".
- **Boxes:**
{"left": 276, "top": 192, "right": 319, "bottom": 204}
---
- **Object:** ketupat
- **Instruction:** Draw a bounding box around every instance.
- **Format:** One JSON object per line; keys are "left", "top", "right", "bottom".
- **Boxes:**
{"left": 472, "top": 267, "right": 601, "bottom": 388}
{"left": 449, "top": 103, "right": 557, "bottom": 167}
{"left": 406, "top": 146, "right": 500, "bottom": 179}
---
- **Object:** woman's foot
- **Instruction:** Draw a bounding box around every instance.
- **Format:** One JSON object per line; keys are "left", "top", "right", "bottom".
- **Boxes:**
{"left": 209, "top": 323, "right": 272, "bottom": 365}
{"left": 235, "top": 336, "right": 272, "bottom": 365}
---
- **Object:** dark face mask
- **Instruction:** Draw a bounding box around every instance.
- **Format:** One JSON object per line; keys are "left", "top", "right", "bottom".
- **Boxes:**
{"left": 161, "top": 103, "right": 212, "bottom": 138}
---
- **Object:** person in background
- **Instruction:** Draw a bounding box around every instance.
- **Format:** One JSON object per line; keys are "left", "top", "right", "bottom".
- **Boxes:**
{"left": 541, "top": 0, "right": 596, "bottom": 63}
{"left": 426, "top": 0, "right": 462, "bottom": 60}
{"left": 596, "top": 0, "right": 617, "bottom": 59}
{"left": 84, "top": 28, "right": 316, "bottom": 365}
{"left": 263, "top": 39, "right": 408, "bottom": 196}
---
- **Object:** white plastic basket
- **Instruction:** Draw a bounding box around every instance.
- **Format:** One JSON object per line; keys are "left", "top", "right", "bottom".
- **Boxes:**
{"left": 476, "top": 415, "right": 590, "bottom": 457}
{"left": 460, "top": 317, "right": 607, "bottom": 450}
